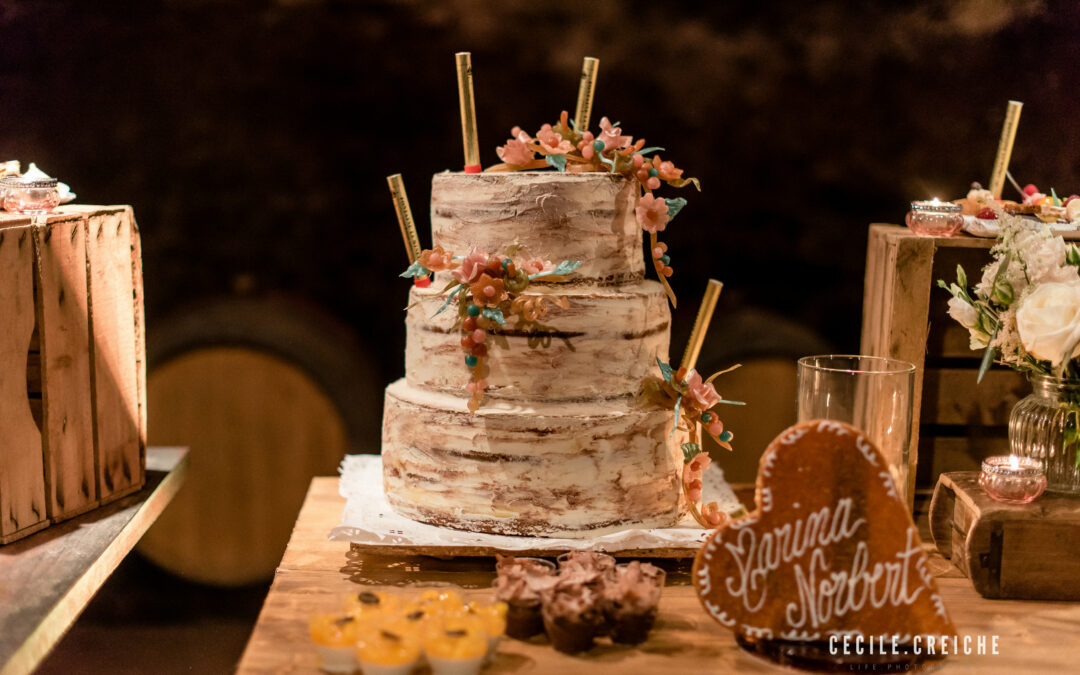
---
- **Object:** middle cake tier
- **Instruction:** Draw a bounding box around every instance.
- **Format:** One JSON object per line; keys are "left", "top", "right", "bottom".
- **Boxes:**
{"left": 405, "top": 280, "right": 670, "bottom": 401}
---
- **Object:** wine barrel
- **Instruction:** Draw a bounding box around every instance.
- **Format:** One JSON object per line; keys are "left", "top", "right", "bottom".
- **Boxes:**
{"left": 137, "top": 296, "right": 380, "bottom": 586}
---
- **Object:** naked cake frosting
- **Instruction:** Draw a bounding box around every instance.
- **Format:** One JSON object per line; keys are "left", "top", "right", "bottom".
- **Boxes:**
{"left": 384, "top": 171, "right": 686, "bottom": 537}
{"left": 383, "top": 111, "right": 735, "bottom": 537}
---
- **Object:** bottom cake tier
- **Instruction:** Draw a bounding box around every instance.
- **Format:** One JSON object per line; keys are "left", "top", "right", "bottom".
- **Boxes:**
{"left": 381, "top": 379, "right": 687, "bottom": 538}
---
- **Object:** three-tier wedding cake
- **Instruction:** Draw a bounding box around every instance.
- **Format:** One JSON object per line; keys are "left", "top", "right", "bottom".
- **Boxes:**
{"left": 381, "top": 171, "right": 686, "bottom": 537}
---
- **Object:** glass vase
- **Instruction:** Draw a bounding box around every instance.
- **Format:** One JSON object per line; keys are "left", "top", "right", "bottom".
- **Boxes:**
{"left": 1009, "top": 373, "right": 1080, "bottom": 494}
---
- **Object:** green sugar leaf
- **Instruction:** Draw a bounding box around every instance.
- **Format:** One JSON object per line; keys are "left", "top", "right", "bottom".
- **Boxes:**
{"left": 671, "top": 394, "right": 682, "bottom": 438}
{"left": 681, "top": 442, "right": 703, "bottom": 463}
{"left": 481, "top": 306, "right": 506, "bottom": 326}
{"left": 657, "top": 358, "right": 674, "bottom": 384}
{"left": 544, "top": 154, "right": 568, "bottom": 172}
{"left": 432, "top": 284, "right": 465, "bottom": 316}
{"left": 400, "top": 261, "right": 431, "bottom": 279}
{"left": 528, "top": 259, "right": 583, "bottom": 280}
{"left": 634, "top": 146, "right": 665, "bottom": 156}
{"left": 665, "top": 197, "right": 688, "bottom": 221}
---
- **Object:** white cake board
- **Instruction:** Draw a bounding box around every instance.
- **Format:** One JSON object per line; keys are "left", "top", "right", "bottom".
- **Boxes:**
{"left": 330, "top": 454, "right": 746, "bottom": 558}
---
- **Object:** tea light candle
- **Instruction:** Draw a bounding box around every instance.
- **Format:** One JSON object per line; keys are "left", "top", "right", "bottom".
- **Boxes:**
{"left": 0, "top": 174, "right": 60, "bottom": 214}
{"left": 978, "top": 455, "right": 1046, "bottom": 504}
{"left": 905, "top": 199, "right": 964, "bottom": 237}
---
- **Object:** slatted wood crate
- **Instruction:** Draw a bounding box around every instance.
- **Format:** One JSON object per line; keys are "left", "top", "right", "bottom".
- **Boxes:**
{"left": 929, "top": 472, "right": 1080, "bottom": 600}
{"left": 0, "top": 205, "right": 146, "bottom": 544}
{"left": 860, "top": 224, "right": 1080, "bottom": 490}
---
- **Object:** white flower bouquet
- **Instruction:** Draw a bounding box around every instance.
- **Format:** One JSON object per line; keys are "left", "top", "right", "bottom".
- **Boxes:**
{"left": 940, "top": 210, "right": 1080, "bottom": 381}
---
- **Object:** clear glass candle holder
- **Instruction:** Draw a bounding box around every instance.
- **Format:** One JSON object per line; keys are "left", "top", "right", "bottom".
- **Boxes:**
{"left": 905, "top": 199, "right": 963, "bottom": 237}
{"left": 1, "top": 175, "right": 61, "bottom": 214}
{"left": 979, "top": 455, "right": 1046, "bottom": 504}
{"left": 797, "top": 355, "right": 916, "bottom": 507}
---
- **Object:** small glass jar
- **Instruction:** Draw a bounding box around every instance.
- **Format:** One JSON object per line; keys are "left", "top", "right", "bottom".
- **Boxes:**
{"left": 1010, "top": 373, "right": 1080, "bottom": 494}
{"left": 979, "top": 455, "right": 1046, "bottom": 504}
{"left": 905, "top": 199, "right": 964, "bottom": 237}
{"left": 1, "top": 175, "right": 61, "bottom": 214}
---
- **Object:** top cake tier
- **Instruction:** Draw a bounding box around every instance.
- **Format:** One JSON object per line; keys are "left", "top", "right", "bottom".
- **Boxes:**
{"left": 431, "top": 172, "right": 643, "bottom": 284}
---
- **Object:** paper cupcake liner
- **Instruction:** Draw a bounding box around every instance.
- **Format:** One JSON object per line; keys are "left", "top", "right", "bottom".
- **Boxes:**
{"left": 505, "top": 601, "right": 544, "bottom": 640}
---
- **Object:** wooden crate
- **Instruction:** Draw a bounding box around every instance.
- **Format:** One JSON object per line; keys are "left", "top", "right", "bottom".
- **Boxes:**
{"left": 861, "top": 224, "right": 1036, "bottom": 491}
{"left": 929, "top": 471, "right": 1080, "bottom": 600}
{"left": 0, "top": 206, "right": 146, "bottom": 544}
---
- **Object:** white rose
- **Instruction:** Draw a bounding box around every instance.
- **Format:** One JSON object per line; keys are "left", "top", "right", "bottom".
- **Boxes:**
{"left": 1067, "top": 199, "right": 1080, "bottom": 223}
{"left": 947, "top": 296, "right": 978, "bottom": 329}
{"left": 1016, "top": 281, "right": 1080, "bottom": 365}
{"left": 947, "top": 296, "right": 988, "bottom": 349}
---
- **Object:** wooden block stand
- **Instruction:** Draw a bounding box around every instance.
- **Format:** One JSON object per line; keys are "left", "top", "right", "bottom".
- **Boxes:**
{"left": 929, "top": 472, "right": 1080, "bottom": 600}
{"left": 861, "top": 225, "right": 1037, "bottom": 489}
{"left": 0, "top": 206, "right": 147, "bottom": 544}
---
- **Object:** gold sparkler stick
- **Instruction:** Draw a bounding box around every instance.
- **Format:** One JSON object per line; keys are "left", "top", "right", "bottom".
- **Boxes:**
{"left": 680, "top": 279, "right": 723, "bottom": 372}
{"left": 387, "top": 173, "right": 423, "bottom": 263}
{"left": 989, "top": 100, "right": 1023, "bottom": 199}
{"left": 455, "top": 52, "right": 481, "bottom": 173}
{"left": 574, "top": 57, "right": 599, "bottom": 132}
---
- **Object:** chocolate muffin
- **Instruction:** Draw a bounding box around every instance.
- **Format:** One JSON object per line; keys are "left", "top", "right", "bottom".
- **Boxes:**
{"left": 493, "top": 555, "right": 558, "bottom": 640}
{"left": 603, "top": 561, "right": 666, "bottom": 645}
{"left": 540, "top": 579, "right": 605, "bottom": 654}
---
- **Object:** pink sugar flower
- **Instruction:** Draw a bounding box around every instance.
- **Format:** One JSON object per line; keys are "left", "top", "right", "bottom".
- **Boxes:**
{"left": 682, "top": 453, "right": 711, "bottom": 502}
{"left": 635, "top": 193, "right": 670, "bottom": 234}
{"left": 578, "top": 131, "right": 597, "bottom": 159}
{"left": 596, "top": 116, "right": 632, "bottom": 152}
{"left": 465, "top": 379, "right": 488, "bottom": 393}
{"left": 418, "top": 245, "right": 453, "bottom": 272}
{"left": 684, "top": 369, "right": 722, "bottom": 410}
{"left": 453, "top": 247, "right": 488, "bottom": 284}
{"left": 520, "top": 259, "right": 555, "bottom": 275}
{"left": 536, "top": 123, "right": 573, "bottom": 155}
{"left": 496, "top": 126, "right": 535, "bottom": 165}
{"left": 701, "top": 501, "right": 726, "bottom": 527}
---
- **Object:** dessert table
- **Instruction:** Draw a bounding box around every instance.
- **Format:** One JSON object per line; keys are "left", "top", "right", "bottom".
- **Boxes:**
{"left": 0, "top": 447, "right": 188, "bottom": 675}
{"left": 238, "top": 476, "right": 1080, "bottom": 673}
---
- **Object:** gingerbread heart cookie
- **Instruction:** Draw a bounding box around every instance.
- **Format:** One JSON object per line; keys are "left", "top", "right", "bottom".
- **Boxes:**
{"left": 693, "top": 420, "right": 955, "bottom": 643}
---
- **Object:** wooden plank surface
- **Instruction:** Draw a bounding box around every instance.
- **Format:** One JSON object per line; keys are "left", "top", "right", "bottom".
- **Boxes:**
{"left": 861, "top": 224, "right": 937, "bottom": 502}
{"left": 0, "top": 226, "right": 48, "bottom": 542}
{"left": 0, "top": 447, "right": 188, "bottom": 675}
{"left": 86, "top": 209, "right": 142, "bottom": 500}
{"left": 920, "top": 368, "right": 1028, "bottom": 426}
{"left": 930, "top": 472, "right": 1080, "bottom": 601}
{"left": 918, "top": 435, "right": 1010, "bottom": 479}
{"left": 34, "top": 214, "right": 97, "bottom": 520}
{"left": 239, "top": 477, "right": 1080, "bottom": 674}
{"left": 128, "top": 208, "right": 147, "bottom": 463}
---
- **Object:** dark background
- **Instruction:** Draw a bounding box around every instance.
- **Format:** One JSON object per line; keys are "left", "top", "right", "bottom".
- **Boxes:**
{"left": 3, "top": 0, "right": 1077, "bottom": 394}
{"left": 5, "top": 1, "right": 1080, "bottom": 671}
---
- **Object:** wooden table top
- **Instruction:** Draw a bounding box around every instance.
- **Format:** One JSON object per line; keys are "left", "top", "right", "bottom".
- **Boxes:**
{"left": 0, "top": 447, "right": 188, "bottom": 675}
{"left": 239, "top": 477, "right": 1080, "bottom": 673}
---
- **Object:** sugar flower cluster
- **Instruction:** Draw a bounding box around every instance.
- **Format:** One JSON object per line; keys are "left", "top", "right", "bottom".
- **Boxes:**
{"left": 491, "top": 110, "right": 699, "bottom": 307}
{"left": 402, "top": 246, "right": 581, "bottom": 412}
{"left": 639, "top": 359, "right": 743, "bottom": 527}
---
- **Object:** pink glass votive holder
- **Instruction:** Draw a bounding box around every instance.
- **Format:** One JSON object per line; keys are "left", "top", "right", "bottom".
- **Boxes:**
{"left": 978, "top": 455, "right": 1046, "bottom": 504}
{"left": 0, "top": 175, "right": 60, "bottom": 214}
{"left": 905, "top": 199, "right": 963, "bottom": 237}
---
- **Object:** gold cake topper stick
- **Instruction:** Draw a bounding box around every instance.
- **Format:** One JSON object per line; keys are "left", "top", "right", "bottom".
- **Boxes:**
{"left": 387, "top": 173, "right": 423, "bottom": 263}
{"left": 574, "top": 56, "right": 599, "bottom": 133}
{"left": 455, "top": 52, "right": 482, "bottom": 173}
{"left": 680, "top": 279, "right": 724, "bottom": 372}
{"left": 989, "top": 100, "right": 1023, "bottom": 199}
